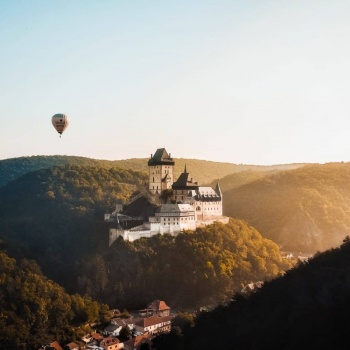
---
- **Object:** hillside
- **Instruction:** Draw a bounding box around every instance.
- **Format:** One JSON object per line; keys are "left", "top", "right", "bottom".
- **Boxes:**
{"left": 0, "top": 248, "right": 109, "bottom": 349}
{"left": 153, "top": 237, "right": 350, "bottom": 350}
{"left": 0, "top": 164, "right": 148, "bottom": 286}
{"left": 0, "top": 155, "right": 305, "bottom": 188}
{"left": 0, "top": 163, "right": 293, "bottom": 310}
{"left": 209, "top": 169, "right": 275, "bottom": 191}
{"left": 77, "top": 219, "right": 292, "bottom": 309}
{"left": 223, "top": 162, "right": 350, "bottom": 254}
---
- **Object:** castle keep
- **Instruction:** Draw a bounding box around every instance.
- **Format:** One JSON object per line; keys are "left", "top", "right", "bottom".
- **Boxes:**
{"left": 105, "top": 148, "right": 229, "bottom": 245}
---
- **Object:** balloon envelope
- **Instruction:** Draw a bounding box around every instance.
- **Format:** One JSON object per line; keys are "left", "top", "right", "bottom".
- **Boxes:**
{"left": 52, "top": 114, "right": 69, "bottom": 136}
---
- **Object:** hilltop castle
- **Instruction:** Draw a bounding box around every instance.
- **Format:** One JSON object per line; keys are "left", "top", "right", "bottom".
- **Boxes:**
{"left": 105, "top": 148, "right": 229, "bottom": 245}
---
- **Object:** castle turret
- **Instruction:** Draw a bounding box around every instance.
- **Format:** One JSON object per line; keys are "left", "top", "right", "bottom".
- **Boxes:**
{"left": 148, "top": 148, "right": 175, "bottom": 194}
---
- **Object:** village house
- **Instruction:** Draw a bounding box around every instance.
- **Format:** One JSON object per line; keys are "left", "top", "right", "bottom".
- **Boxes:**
{"left": 102, "top": 300, "right": 172, "bottom": 343}
{"left": 100, "top": 337, "right": 124, "bottom": 350}
{"left": 85, "top": 332, "right": 105, "bottom": 349}
{"left": 65, "top": 342, "right": 81, "bottom": 350}
{"left": 134, "top": 315, "right": 172, "bottom": 335}
{"left": 123, "top": 333, "right": 152, "bottom": 350}
{"left": 104, "top": 317, "right": 130, "bottom": 337}
{"left": 138, "top": 299, "right": 171, "bottom": 317}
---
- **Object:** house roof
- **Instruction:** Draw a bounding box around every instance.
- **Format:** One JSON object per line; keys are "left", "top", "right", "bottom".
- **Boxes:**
{"left": 91, "top": 332, "right": 104, "bottom": 341}
{"left": 48, "top": 342, "right": 63, "bottom": 350}
{"left": 148, "top": 299, "right": 171, "bottom": 311}
{"left": 124, "top": 333, "right": 151, "bottom": 350}
{"left": 197, "top": 186, "right": 221, "bottom": 198}
{"left": 111, "top": 317, "right": 127, "bottom": 327}
{"left": 148, "top": 148, "right": 175, "bottom": 166}
{"left": 125, "top": 317, "right": 142, "bottom": 325}
{"left": 123, "top": 194, "right": 160, "bottom": 219}
{"left": 66, "top": 342, "right": 79, "bottom": 350}
{"left": 104, "top": 323, "right": 119, "bottom": 332}
{"left": 100, "top": 337, "right": 120, "bottom": 346}
{"left": 185, "top": 187, "right": 221, "bottom": 202}
{"left": 135, "top": 315, "right": 172, "bottom": 328}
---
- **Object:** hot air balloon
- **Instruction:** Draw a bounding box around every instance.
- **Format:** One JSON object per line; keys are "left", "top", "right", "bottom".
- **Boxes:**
{"left": 52, "top": 113, "right": 69, "bottom": 137}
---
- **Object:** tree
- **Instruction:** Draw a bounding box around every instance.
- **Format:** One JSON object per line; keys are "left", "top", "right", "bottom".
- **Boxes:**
{"left": 118, "top": 326, "right": 131, "bottom": 342}
{"left": 139, "top": 342, "right": 151, "bottom": 350}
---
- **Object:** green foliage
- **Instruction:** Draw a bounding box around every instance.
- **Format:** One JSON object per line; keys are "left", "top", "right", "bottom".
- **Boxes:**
{"left": 171, "top": 312, "right": 195, "bottom": 334}
{"left": 152, "top": 237, "right": 350, "bottom": 350}
{"left": 0, "top": 251, "right": 107, "bottom": 349}
{"left": 118, "top": 326, "right": 132, "bottom": 342}
{"left": 77, "top": 219, "right": 292, "bottom": 310}
{"left": 0, "top": 164, "right": 148, "bottom": 287}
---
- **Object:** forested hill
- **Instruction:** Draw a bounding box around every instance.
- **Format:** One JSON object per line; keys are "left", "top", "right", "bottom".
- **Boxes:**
{"left": 0, "top": 155, "right": 305, "bottom": 188}
{"left": 0, "top": 163, "right": 293, "bottom": 311}
{"left": 153, "top": 237, "right": 350, "bottom": 350}
{"left": 223, "top": 162, "right": 350, "bottom": 254}
{"left": 0, "top": 164, "right": 148, "bottom": 285}
{"left": 0, "top": 247, "right": 109, "bottom": 349}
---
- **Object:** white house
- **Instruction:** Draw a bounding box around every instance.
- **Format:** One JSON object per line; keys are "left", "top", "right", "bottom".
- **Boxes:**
{"left": 104, "top": 318, "right": 132, "bottom": 337}
{"left": 134, "top": 315, "right": 172, "bottom": 335}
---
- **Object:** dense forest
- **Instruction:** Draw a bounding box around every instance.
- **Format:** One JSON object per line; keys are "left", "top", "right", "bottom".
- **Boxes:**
{"left": 76, "top": 219, "right": 293, "bottom": 309}
{"left": 0, "top": 164, "right": 147, "bottom": 286}
{"left": 0, "top": 163, "right": 292, "bottom": 311}
{"left": 223, "top": 162, "right": 350, "bottom": 254}
{"left": 0, "top": 246, "right": 109, "bottom": 349}
{"left": 0, "top": 218, "right": 293, "bottom": 348}
{"left": 152, "top": 237, "right": 350, "bottom": 350}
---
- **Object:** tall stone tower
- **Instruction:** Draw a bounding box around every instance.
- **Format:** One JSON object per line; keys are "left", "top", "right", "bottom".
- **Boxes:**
{"left": 148, "top": 148, "right": 175, "bottom": 194}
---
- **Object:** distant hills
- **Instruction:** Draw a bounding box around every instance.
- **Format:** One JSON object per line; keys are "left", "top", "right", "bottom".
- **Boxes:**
{"left": 223, "top": 162, "right": 350, "bottom": 254}
{"left": 1, "top": 155, "right": 350, "bottom": 256}
{"left": 0, "top": 155, "right": 304, "bottom": 188}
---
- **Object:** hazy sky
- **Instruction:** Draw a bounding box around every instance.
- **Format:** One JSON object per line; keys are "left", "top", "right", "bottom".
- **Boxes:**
{"left": 1, "top": 0, "right": 350, "bottom": 165}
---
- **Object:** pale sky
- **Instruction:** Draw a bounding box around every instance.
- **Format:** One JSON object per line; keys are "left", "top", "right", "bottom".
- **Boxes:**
{"left": 1, "top": 0, "right": 350, "bottom": 165}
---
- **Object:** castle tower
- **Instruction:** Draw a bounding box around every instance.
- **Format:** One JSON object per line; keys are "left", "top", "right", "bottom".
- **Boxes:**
{"left": 148, "top": 148, "right": 175, "bottom": 194}
{"left": 172, "top": 164, "right": 199, "bottom": 203}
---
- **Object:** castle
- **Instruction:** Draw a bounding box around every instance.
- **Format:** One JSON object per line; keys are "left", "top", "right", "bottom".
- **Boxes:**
{"left": 105, "top": 148, "right": 229, "bottom": 245}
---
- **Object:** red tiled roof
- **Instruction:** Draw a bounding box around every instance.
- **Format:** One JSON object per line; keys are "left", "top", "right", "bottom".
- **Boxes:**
{"left": 91, "top": 332, "right": 104, "bottom": 340}
{"left": 135, "top": 315, "right": 171, "bottom": 328}
{"left": 49, "top": 341, "right": 63, "bottom": 350}
{"left": 100, "top": 337, "right": 119, "bottom": 346}
{"left": 66, "top": 342, "right": 79, "bottom": 350}
{"left": 147, "top": 299, "right": 170, "bottom": 311}
{"left": 124, "top": 333, "right": 151, "bottom": 349}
